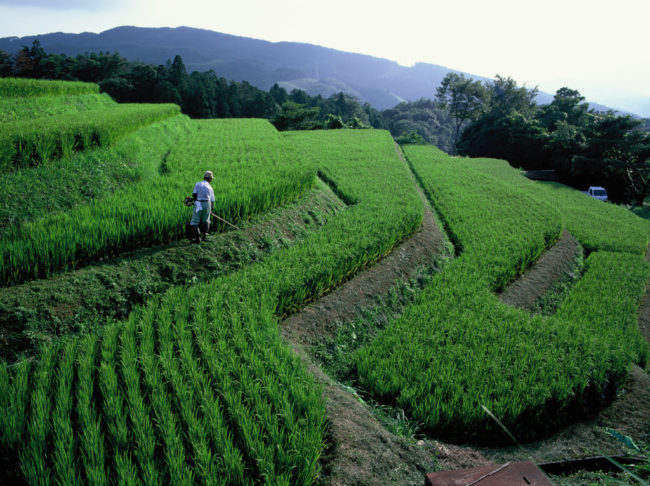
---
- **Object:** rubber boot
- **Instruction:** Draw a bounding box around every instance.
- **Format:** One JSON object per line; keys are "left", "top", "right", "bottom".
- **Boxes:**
{"left": 191, "top": 224, "right": 201, "bottom": 244}
{"left": 201, "top": 221, "right": 210, "bottom": 241}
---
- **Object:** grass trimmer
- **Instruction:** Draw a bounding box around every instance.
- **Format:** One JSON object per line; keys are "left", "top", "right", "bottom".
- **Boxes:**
{"left": 210, "top": 212, "right": 239, "bottom": 230}
{"left": 183, "top": 196, "right": 240, "bottom": 230}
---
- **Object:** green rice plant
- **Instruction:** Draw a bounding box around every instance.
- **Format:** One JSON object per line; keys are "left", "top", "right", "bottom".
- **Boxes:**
{"left": 20, "top": 343, "right": 59, "bottom": 486}
{"left": 0, "top": 127, "right": 425, "bottom": 483}
{"left": 176, "top": 298, "right": 247, "bottom": 484}
{"left": 0, "top": 93, "right": 116, "bottom": 123}
{"left": 52, "top": 340, "right": 80, "bottom": 486}
{"left": 156, "top": 306, "right": 222, "bottom": 485}
{"left": 449, "top": 155, "right": 650, "bottom": 254}
{"left": 0, "top": 78, "right": 99, "bottom": 98}
{"left": 0, "top": 119, "right": 314, "bottom": 286}
{"left": 98, "top": 324, "right": 139, "bottom": 485}
{"left": 0, "top": 115, "right": 194, "bottom": 238}
{"left": 76, "top": 335, "right": 108, "bottom": 486}
{"left": 354, "top": 144, "right": 650, "bottom": 442}
{"left": 534, "top": 181, "right": 650, "bottom": 254}
{"left": 119, "top": 318, "right": 160, "bottom": 485}
{"left": 1, "top": 103, "right": 181, "bottom": 169}
{"left": 137, "top": 305, "right": 194, "bottom": 485}
{"left": 0, "top": 359, "right": 31, "bottom": 448}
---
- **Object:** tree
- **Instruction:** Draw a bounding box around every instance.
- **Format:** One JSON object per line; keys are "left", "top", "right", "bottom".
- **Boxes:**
{"left": 435, "top": 73, "right": 489, "bottom": 153}
{"left": 456, "top": 77, "right": 544, "bottom": 168}
{"left": 381, "top": 99, "right": 454, "bottom": 151}
{"left": 272, "top": 101, "right": 321, "bottom": 131}
{"left": 99, "top": 76, "right": 135, "bottom": 102}
{"left": 168, "top": 55, "right": 187, "bottom": 87}
{"left": 543, "top": 88, "right": 589, "bottom": 126}
{"left": 458, "top": 112, "right": 547, "bottom": 168}
{"left": 0, "top": 50, "right": 13, "bottom": 76}
{"left": 269, "top": 83, "right": 288, "bottom": 105}
{"left": 580, "top": 115, "right": 650, "bottom": 204}
{"left": 14, "top": 40, "right": 47, "bottom": 78}
{"left": 489, "top": 75, "right": 538, "bottom": 117}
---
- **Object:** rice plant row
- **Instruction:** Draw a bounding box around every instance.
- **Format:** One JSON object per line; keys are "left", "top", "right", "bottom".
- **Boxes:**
{"left": 0, "top": 103, "right": 181, "bottom": 169}
{"left": 0, "top": 115, "right": 195, "bottom": 238}
{"left": 461, "top": 155, "right": 650, "bottom": 254}
{"left": 0, "top": 288, "right": 328, "bottom": 484}
{"left": 0, "top": 128, "right": 424, "bottom": 484}
{"left": 0, "top": 92, "right": 117, "bottom": 123}
{"left": 0, "top": 77, "right": 99, "bottom": 98}
{"left": 354, "top": 145, "right": 649, "bottom": 442}
{"left": 0, "top": 119, "right": 314, "bottom": 287}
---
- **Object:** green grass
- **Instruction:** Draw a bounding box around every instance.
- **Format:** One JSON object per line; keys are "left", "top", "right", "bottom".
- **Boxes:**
{"left": 0, "top": 180, "right": 345, "bottom": 363}
{"left": 0, "top": 119, "right": 314, "bottom": 287}
{"left": 0, "top": 115, "right": 194, "bottom": 238}
{"left": 0, "top": 92, "right": 117, "bottom": 123}
{"left": 0, "top": 103, "right": 181, "bottom": 169}
{"left": 534, "top": 181, "right": 650, "bottom": 254}
{"left": 0, "top": 77, "right": 99, "bottom": 98}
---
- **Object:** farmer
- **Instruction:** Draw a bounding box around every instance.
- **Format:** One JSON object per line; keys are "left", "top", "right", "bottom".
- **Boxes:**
{"left": 190, "top": 171, "right": 215, "bottom": 243}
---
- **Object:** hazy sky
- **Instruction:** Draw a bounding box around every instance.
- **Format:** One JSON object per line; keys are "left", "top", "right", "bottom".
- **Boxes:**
{"left": 1, "top": 0, "right": 648, "bottom": 114}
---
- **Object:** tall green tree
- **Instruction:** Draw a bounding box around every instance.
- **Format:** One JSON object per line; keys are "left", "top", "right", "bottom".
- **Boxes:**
{"left": 269, "top": 83, "right": 288, "bottom": 105}
{"left": 14, "top": 40, "right": 47, "bottom": 78}
{"left": 457, "top": 76, "right": 544, "bottom": 167}
{"left": 435, "top": 73, "right": 490, "bottom": 153}
{"left": 0, "top": 50, "right": 13, "bottom": 76}
{"left": 489, "top": 75, "right": 538, "bottom": 117}
{"left": 577, "top": 115, "right": 650, "bottom": 204}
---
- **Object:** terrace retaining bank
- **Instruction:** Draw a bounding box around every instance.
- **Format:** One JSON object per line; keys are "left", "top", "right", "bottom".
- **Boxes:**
{"left": 498, "top": 230, "right": 581, "bottom": 311}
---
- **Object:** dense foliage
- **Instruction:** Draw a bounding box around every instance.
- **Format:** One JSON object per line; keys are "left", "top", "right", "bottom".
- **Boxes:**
{"left": 380, "top": 98, "right": 454, "bottom": 152}
{"left": 1, "top": 101, "right": 180, "bottom": 169}
{"left": 0, "top": 41, "right": 384, "bottom": 129}
{"left": 440, "top": 75, "right": 650, "bottom": 204}
{"left": 355, "top": 145, "right": 649, "bottom": 442}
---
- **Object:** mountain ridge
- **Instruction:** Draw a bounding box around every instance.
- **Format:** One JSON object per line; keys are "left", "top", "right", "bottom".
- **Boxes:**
{"left": 0, "top": 25, "right": 636, "bottom": 114}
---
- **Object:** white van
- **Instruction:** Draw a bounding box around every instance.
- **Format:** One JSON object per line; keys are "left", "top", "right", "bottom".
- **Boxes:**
{"left": 585, "top": 186, "right": 608, "bottom": 202}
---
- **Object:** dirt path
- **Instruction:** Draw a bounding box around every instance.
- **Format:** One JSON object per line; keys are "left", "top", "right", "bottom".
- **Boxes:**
{"left": 498, "top": 230, "right": 580, "bottom": 310}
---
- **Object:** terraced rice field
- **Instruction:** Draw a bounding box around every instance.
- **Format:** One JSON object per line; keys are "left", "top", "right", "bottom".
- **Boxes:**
{"left": 0, "top": 79, "right": 648, "bottom": 484}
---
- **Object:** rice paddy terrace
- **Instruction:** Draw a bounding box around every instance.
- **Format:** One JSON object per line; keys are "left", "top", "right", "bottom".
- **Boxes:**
{"left": 0, "top": 78, "right": 648, "bottom": 485}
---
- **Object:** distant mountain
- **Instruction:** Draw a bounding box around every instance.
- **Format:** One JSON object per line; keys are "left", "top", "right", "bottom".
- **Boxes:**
{"left": 0, "top": 26, "right": 484, "bottom": 109}
{"left": 0, "top": 26, "right": 638, "bottom": 114}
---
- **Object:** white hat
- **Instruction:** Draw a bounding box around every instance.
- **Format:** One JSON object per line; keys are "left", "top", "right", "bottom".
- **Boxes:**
{"left": 204, "top": 171, "right": 213, "bottom": 179}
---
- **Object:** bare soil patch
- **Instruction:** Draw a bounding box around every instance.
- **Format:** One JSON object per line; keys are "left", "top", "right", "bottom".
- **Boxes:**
{"left": 499, "top": 230, "right": 581, "bottom": 311}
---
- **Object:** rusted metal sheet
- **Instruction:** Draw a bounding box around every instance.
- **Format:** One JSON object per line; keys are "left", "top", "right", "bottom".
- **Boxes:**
{"left": 425, "top": 461, "right": 553, "bottom": 486}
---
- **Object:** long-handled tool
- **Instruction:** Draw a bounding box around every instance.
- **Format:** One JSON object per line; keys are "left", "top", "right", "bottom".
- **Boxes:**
{"left": 211, "top": 212, "right": 239, "bottom": 230}
{"left": 183, "top": 196, "right": 240, "bottom": 230}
